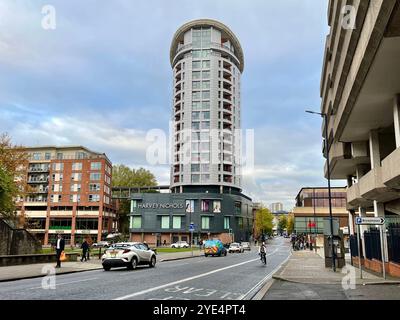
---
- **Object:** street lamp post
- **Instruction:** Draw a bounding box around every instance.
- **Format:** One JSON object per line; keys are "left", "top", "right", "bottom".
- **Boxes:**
{"left": 306, "top": 110, "right": 337, "bottom": 272}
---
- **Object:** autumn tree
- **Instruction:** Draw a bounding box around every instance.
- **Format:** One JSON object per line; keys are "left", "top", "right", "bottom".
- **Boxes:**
{"left": 278, "top": 215, "right": 288, "bottom": 232}
{"left": 112, "top": 165, "right": 157, "bottom": 234}
{"left": 0, "top": 133, "right": 28, "bottom": 223}
{"left": 254, "top": 206, "right": 274, "bottom": 239}
{"left": 287, "top": 214, "right": 295, "bottom": 235}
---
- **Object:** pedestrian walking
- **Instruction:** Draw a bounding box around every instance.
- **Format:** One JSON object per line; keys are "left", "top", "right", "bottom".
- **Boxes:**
{"left": 81, "top": 239, "right": 89, "bottom": 262}
{"left": 55, "top": 234, "right": 65, "bottom": 268}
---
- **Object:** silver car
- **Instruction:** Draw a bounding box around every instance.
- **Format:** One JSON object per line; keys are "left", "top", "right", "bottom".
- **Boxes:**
{"left": 241, "top": 242, "right": 251, "bottom": 251}
{"left": 101, "top": 242, "right": 156, "bottom": 271}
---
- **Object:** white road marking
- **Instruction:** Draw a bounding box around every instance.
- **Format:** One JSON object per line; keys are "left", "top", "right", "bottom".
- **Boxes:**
{"left": 241, "top": 251, "right": 292, "bottom": 300}
{"left": 114, "top": 257, "right": 262, "bottom": 300}
{"left": 114, "top": 248, "right": 279, "bottom": 300}
{"left": 27, "top": 277, "right": 98, "bottom": 290}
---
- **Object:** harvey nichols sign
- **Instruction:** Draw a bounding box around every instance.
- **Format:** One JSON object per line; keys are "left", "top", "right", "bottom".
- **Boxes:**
{"left": 137, "top": 203, "right": 184, "bottom": 209}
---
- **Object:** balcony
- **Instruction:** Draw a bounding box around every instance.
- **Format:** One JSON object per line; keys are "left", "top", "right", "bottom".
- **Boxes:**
{"left": 28, "top": 166, "right": 50, "bottom": 173}
{"left": 382, "top": 147, "right": 400, "bottom": 189}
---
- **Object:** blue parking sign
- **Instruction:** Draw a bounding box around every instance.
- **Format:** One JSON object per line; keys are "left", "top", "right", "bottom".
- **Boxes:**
{"left": 189, "top": 223, "right": 195, "bottom": 232}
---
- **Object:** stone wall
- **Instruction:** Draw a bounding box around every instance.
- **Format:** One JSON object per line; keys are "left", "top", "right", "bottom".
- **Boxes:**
{"left": 0, "top": 219, "right": 41, "bottom": 255}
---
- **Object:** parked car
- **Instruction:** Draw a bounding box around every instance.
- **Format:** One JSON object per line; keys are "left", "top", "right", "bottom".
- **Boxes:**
{"left": 228, "top": 243, "right": 244, "bottom": 253}
{"left": 92, "top": 241, "right": 110, "bottom": 248}
{"left": 170, "top": 241, "right": 190, "bottom": 248}
{"left": 204, "top": 239, "right": 227, "bottom": 257}
{"left": 241, "top": 242, "right": 251, "bottom": 251}
{"left": 101, "top": 242, "right": 156, "bottom": 271}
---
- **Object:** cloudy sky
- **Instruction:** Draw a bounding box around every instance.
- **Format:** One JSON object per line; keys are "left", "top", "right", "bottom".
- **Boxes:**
{"left": 0, "top": 0, "right": 345, "bottom": 210}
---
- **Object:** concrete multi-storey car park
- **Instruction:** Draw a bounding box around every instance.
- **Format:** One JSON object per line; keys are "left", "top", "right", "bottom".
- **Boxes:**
{"left": 17, "top": 146, "right": 117, "bottom": 246}
{"left": 320, "top": 1, "right": 400, "bottom": 276}
{"left": 128, "top": 19, "right": 254, "bottom": 245}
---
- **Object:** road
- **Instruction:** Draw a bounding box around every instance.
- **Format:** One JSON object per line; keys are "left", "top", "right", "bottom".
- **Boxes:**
{"left": 0, "top": 237, "right": 290, "bottom": 300}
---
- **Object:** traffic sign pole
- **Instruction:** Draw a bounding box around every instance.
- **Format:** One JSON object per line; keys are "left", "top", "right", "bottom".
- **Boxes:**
{"left": 357, "top": 224, "right": 362, "bottom": 279}
{"left": 380, "top": 225, "right": 386, "bottom": 279}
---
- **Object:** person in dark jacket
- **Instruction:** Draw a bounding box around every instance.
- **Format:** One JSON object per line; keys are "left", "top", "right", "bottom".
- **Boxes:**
{"left": 55, "top": 234, "right": 65, "bottom": 268}
{"left": 81, "top": 239, "right": 89, "bottom": 262}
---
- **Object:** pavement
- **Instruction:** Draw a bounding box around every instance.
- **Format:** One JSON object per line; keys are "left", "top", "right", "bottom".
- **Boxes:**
{"left": 261, "top": 249, "right": 400, "bottom": 300}
{"left": 0, "top": 249, "right": 204, "bottom": 282}
{"left": 0, "top": 237, "right": 290, "bottom": 300}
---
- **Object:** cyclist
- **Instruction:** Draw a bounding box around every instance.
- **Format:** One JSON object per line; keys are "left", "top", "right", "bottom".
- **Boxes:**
{"left": 259, "top": 241, "right": 267, "bottom": 264}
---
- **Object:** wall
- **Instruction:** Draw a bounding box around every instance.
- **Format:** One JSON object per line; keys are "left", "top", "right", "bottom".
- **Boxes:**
{"left": 0, "top": 219, "right": 41, "bottom": 255}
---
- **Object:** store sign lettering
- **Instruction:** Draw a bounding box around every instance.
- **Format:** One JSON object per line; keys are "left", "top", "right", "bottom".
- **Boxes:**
{"left": 137, "top": 203, "right": 184, "bottom": 209}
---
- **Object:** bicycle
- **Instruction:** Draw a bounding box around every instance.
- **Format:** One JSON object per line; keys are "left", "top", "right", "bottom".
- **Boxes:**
{"left": 260, "top": 252, "right": 267, "bottom": 266}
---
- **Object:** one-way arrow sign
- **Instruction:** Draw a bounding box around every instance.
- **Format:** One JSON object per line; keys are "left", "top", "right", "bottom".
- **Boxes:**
{"left": 355, "top": 217, "right": 385, "bottom": 225}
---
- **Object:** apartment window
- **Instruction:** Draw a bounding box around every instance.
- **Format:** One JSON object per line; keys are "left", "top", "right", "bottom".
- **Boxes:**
{"left": 161, "top": 216, "right": 170, "bottom": 229}
{"left": 202, "top": 111, "right": 210, "bottom": 120}
{"left": 201, "top": 122, "right": 210, "bottom": 130}
{"left": 213, "top": 200, "right": 221, "bottom": 213}
{"left": 192, "top": 71, "right": 201, "bottom": 80}
{"left": 90, "top": 173, "right": 101, "bottom": 181}
{"left": 70, "top": 184, "right": 81, "bottom": 192}
{"left": 192, "top": 50, "right": 201, "bottom": 58}
{"left": 52, "top": 163, "right": 64, "bottom": 171}
{"left": 91, "top": 162, "right": 102, "bottom": 170}
{"left": 50, "top": 194, "right": 62, "bottom": 203}
{"left": 130, "top": 216, "right": 142, "bottom": 229}
{"left": 202, "top": 71, "right": 210, "bottom": 79}
{"left": 202, "top": 91, "right": 210, "bottom": 100}
{"left": 172, "top": 216, "right": 182, "bottom": 229}
{"left": 201, "top": 153, "right": 210, "bottom": 162}
{"left": 192, "top": 91, "right": 201, "bottom": 100}
{"left": 201, "top": 164, "right": 209, "bottom": 172}
{"left": 202, "top": 60, "right": 210, "bottom": 69}
{"left": 201, "top": 200, "right": 210, "bottom": 212}
{"left": 191, "top": 122, "right": 200, "bottom": 130}
{"left": 192, "top": 131, "right": 201, "bottom": 141}
{"left": 224, "top": 217, "right": 230, "bottom": 229}
{"left": 191, "top": 142, "right": 199, "bottom": 152}
{"left": 201, "top": 217, "right": 210, "bottom": 230}
{"left": 45, "top": 152, "right": 51, "bottom": 160}
{"left": 191, "top": 174, "right": 200, "bottom": 183}
{"left": 191, "top": 164, "right": 200, "bottom": 172}
{"left": 71, "top": 173, "right": 82, "bottom": 181}
{"left": 200, "top": 131, "right": 210, "bottom": 141}
{"left": 89, "top": 183, "right": 101, "bottom": 191}
{"left": 201, "top": 174, "right": 210, "bottom": 183}
{"left": 72, "top": 162, "right": 82, "bottom": 171}
{"left": 192, "top": 61, "right": 201, "bottom": 69}
{"left": 202, "top": 81, "right": 210, "bottom": 89}
{"left": 88, "top": 194, "right": 100, "bottom": 202}
{"left": 192, "top": 81, "right": 201, "bottom": 90}
{"left": 56, "top": 153, "right": 63, "bottom": 160}
{"left": 130, "top": 200, "right": 138, "bottom": 212}
{"left": 192, "top": 111, "right": 200, "bottom": 120}
{"left": 76, "top": 152, "right": 86, "bottom": 159}
{"left": 200, "top": 142, "right": 210, "bottom": 151}
{"left": 202, "top": 101, "right": 210, "bottom": 110}
{"left": 192, "top": 101, "right": 201, "bottom": 110}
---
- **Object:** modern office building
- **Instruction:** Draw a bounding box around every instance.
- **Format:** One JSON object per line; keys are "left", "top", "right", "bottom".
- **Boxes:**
{"left": 16, "top": 146, "right": 117, "bottom": 245}
{"left": 292, "top": 187, "right": 349, "bottom": 235}
{"left": 320, "top": 1, "right": 400, "bottom": 276}
{"left": 270, "top": 202, "right": 283, "bottom": 213}
{"left": 128, "top": 19, "right": 253, "bottom": 245}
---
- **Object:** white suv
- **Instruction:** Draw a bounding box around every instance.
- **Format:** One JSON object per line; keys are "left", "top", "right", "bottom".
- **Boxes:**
{"left": 101, "top": 242, "right": 156, "bottom": 271}
{"left": 170, "top": 241, "right": 190, "bottom": 248}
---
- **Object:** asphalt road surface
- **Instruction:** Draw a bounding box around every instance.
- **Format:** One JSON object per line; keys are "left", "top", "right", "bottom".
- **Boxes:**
{"left": 0, "top": 237, "right": 291, "bottom": 300}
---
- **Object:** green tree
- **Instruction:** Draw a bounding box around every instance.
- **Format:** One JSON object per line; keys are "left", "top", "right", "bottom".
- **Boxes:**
{"left": 254, "top": 206, "right": 274, "bottom": 239}
{"left": 278, "top": 215, "right": 288, "bottom": 232}
{"left": 287, "top": 214, "right": 295, "bottom": 235}
{"left": 0, "top": 133, "right": 28, "bottom": 223}
{"left": 112, "top": 165, "right": 157, "bottom": 234}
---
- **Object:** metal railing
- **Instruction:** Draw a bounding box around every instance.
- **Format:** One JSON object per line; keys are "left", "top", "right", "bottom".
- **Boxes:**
{"left": 388, "top": 224, "right": 400, "bottom": 263}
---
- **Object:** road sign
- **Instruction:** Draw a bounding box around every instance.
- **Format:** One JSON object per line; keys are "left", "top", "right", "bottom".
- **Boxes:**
{"left": 189, "top": 223, "right": 195, "bottom": 232}
{"left": 355, "top": 217, "right": 385, "bottom": 225}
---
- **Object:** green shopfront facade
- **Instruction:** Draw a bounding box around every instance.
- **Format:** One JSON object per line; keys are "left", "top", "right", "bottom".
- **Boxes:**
{"left": 128, "top": 191, "right": 253, "bottom": 246}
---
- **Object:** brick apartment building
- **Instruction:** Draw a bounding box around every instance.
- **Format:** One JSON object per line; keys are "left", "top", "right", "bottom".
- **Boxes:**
{"left": 17, "top": 146, "right": 117, "bottom": 246}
